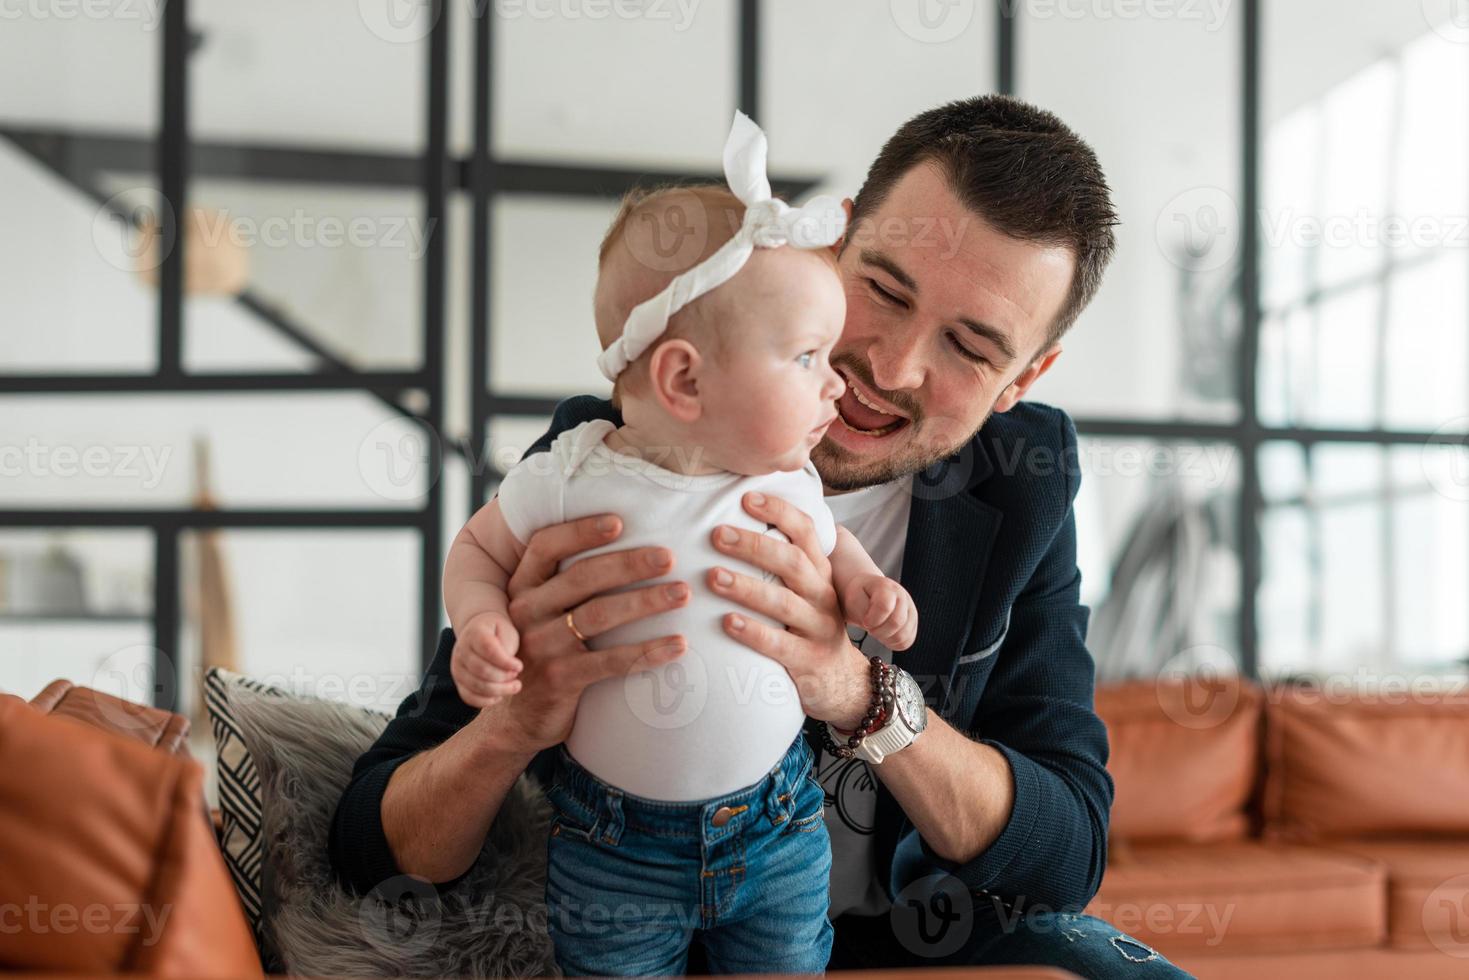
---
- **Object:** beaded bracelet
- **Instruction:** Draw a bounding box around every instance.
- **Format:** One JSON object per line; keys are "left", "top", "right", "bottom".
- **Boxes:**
{"left": 820, "top": 655, "right": 895, "bottom": 759}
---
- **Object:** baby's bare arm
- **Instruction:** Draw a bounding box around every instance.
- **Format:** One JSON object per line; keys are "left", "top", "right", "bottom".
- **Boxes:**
{"left": 829, "top": 526, "right": 918, "bottom": 652}
{"left": 443, "top": 498, "right": 525, "bottom": 636}
{"left": 828, "top": 525, "right": 883, "bottom": 590}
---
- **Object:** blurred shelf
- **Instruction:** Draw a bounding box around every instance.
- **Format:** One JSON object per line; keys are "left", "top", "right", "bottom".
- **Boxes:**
{"left": 0, "top": 611, "right": 150, "bottom": 624}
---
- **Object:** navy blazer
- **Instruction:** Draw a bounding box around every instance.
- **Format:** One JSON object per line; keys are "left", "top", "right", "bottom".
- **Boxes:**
{"left": 329, "top": 395, "right": 1113, "bottom": 912}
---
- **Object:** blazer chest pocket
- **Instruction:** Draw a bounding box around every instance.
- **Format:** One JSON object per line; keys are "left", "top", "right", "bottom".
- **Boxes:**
{"left": 941, "top": 609, "right": 1010, "bottom": 722}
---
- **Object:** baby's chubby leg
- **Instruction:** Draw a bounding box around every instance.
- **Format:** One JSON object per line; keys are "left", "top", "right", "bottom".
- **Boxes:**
{"left": 544, "top": 812, "right": 702, "bottom": 976}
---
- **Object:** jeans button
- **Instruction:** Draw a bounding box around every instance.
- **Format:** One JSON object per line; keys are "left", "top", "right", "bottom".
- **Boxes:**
{"left": 711, "top": 804, "right": 749, "bottom": 826}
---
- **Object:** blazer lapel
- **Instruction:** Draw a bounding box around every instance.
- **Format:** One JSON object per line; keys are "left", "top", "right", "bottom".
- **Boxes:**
{"left": 894, "top": 455, "right": 1002, "bottom": 715}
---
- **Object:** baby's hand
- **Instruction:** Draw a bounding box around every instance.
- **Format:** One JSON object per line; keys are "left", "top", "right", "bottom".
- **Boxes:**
{"left": 451, "top": 610, "right": 523, "bottom": 709}
{"left": 841, "top": 574, "right": 918, "bottom": 652}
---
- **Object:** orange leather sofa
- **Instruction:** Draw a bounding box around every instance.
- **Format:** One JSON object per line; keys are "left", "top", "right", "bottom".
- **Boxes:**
{"left": 0, "top": 680, "right": 262, "bottom": 977}
{"left": 0, "top": 679, "right": 1071, "bottom": 979}
{"left": 1089, "top": 677, "right": 1469, "bottom": 979}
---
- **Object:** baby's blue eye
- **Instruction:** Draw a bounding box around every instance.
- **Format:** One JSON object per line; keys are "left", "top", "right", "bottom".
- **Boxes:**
{"left": 797, "top": 351, "right": 815, "bottom": 369}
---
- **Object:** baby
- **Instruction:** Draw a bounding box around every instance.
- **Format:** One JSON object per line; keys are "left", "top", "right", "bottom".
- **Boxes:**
{"left": 443, "top": 112, "right": 917, "bottom": 976}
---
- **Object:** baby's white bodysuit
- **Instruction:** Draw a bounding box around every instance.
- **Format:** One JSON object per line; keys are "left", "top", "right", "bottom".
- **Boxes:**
{"left": 496, "top": 419, "right": 837, "bottom": 802}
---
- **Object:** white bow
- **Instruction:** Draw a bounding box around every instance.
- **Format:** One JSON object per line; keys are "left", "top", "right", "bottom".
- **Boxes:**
{"left": 597, "top": 110, "right": 847, "bottom": 382}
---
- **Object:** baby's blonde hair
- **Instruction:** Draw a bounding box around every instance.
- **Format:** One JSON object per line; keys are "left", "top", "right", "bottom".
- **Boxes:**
{"left": 593, "top": 182, "right": 838, "bottom": 407}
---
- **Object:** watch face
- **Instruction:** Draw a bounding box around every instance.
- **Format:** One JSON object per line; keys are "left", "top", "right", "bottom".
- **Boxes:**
{"left": 895, "top": 669, "right": 928, "bottom": 732}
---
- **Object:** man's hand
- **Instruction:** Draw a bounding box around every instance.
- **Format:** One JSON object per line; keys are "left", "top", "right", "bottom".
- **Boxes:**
{"left": 451, "top": 610, "right": 523, "bottom": 708}
{"left": 843, "top": 573, "right": 918, "bottom": 652}
{"left": 705, "top": 491, "right": 872, "bottom": 731}
{"left": 492, "top": 513, "right": 690, "bottom": 752}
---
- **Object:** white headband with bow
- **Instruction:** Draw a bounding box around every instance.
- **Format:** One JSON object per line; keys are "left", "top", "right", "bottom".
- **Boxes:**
{"left": 596, "top": 110, "right": 847, "bottom": 382}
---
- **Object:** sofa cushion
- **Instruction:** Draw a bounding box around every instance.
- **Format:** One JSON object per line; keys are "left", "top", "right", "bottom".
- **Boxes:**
{"left": 1264, "top": 685, "right": 1469, "bottom": 840}
{"left": 203, "top": 668, "right": 271, "bottom": 945}
{"left": 30, "top": 677, "right": 192, "bottom": 756}
{"left": 1087, "top": 840, "right": 1386, "bottom": 955}
{"left": 0, "top": 694, "right": 261, "bottom": 977}
{"left": 1095, "top": 677, "right": 1261, "bottom": 842}
{"left": 1322, "top": 839, "right": 1469, "bottom": 954}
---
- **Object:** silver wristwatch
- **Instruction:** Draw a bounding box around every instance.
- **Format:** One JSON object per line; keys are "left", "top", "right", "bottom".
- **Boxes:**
{"left": 829, "top": 666, "right": 929, "bottom": 765}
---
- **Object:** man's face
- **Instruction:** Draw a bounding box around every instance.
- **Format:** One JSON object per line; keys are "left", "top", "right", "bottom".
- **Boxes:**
{"left": 812, "top": 162, "right": 1077, "bottom": 492}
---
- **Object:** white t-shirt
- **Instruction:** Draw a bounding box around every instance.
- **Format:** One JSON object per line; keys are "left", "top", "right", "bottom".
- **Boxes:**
{"left": 817, "top": 475, "right": 914, "bottom": 918}
{"left": 496, "top": 419, "right": 838, "bottom": 801}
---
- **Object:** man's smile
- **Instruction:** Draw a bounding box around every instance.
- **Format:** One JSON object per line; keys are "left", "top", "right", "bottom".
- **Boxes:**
{"left": 832, "top": 365, "right": 912, "bottom": 442}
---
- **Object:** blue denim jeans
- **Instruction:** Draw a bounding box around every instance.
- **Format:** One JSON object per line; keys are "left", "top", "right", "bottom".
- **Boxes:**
{"left": 544, "top": 733, "right": 834, "bottom": 976}
{"left": 828, "top": 902, "right": 1194, "bottom": 978}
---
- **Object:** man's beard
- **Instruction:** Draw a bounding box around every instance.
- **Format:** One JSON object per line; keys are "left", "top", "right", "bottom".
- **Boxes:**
{"left": 811, "top": 415, "right": 988, "bottom": 492}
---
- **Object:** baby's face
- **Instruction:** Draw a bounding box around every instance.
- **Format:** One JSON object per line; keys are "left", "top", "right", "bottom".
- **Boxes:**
{"left": 695, "top": 248, "right": 847, "bottom": 475}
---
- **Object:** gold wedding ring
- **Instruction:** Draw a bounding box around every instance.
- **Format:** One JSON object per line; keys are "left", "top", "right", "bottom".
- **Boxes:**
{"left": 565, "top": 611, "right": 590, "bottom": 644}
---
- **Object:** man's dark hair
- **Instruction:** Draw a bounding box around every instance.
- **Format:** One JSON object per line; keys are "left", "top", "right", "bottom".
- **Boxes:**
{"left": 850, "top": 94, "right": 1118, "bottom": 352}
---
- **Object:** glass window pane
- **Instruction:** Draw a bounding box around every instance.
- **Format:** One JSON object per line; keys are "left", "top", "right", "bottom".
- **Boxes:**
{"left": 1019, "top": 7, "right": 1241, "bottom": 421}
{"left": 496, "top": 5, "right": 733, "bottom": 167}
{"left": 1073, "top": 438, "right": 1241, "bottom": 680}
{"left": 177, "top": 530, "right": 421, "bottom": 715}
{"left": 765, "top": 1, "right": 995, "bottom": 200}
{"left": 186, "top": 1, "right": 426, "bottom": 373}
{"left": 491, "top": 198, "right": 615, "bottom": 399}
{"left": 1259, "top": 441, "right": 1467, "bottom": 678}
{"left": 1261, "top": 2, "right": 1469, "bottom": 432}
{"left": 0, "top": 394, "right": 431, "bottom": 509}
{"left": 1, "top": 18, "right": 158, "bottom": 372}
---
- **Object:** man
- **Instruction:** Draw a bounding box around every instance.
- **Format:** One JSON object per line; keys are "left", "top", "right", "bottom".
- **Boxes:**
{"left": 331, "top": 95, "right": 1190, "bottom": 978}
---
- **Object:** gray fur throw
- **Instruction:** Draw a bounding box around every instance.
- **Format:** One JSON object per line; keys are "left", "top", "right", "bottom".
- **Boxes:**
{"left": 213, "top": 670, "right": 559, "bottom": 977}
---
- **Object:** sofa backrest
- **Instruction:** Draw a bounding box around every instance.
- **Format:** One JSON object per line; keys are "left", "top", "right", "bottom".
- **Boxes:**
{"left": 1095, "top": 676, "right": 1263, "bottom": 843}
{"left": 0, "top": 688, "right": 261, "bottom": 977}
{"left": 1263, "top": 683, "right": 1469, "bottom": 840}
